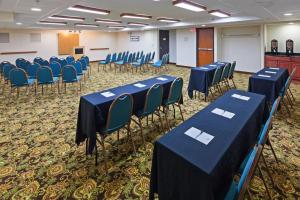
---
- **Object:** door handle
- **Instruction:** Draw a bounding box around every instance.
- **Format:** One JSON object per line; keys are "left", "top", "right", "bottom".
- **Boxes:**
{"left": 198, "top": 48, "right": 213, "bottom": 51}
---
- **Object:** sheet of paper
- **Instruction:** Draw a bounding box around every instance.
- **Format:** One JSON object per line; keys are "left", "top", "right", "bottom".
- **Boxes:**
{"left": 223, "top": 111, "right": 235, "bottom": 119}
{"left": 101, "top": 91, "right": 115, "bottom": 98}
{"left": 211, "top": 108, "right": 225, "bottom": 116}
{"left": 231, "top": 94, "right": 241, "bottom": 99}
{"left": 133, "top": 83, "right": 146, "bottom": 88}
{"left": 239, "top": 95, "right": 250, "bottom": 101}
{"left": 269, "top": 67, "right": 279, "bottom": 70}
{"left": 157, "top": 77, "right": 168, "bottom": 81}
{"left": 184, "top": 127, "right": 202, "bottom": 139}
{"left": 195, "top": 132, "right": 214, "bottom": 145}
{"left": 265, "top": 71, "right": 277, "bottom": 74}
{"left": 209, "top": 64, "right": 217, "bottom": 67}
{"left": 201, "top": 67, "right": 209, "bottom": 69}
{"left": 258, "top": 74, "right": 271, "bottom": 78}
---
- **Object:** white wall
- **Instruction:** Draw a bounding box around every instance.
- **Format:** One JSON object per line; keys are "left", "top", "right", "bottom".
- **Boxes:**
{"left": 176, "top": 29, "right": 196, "bottom": 67}
{"left": 266, "top": 23, "right": 300, "bottom": 53}
{"left": 220, "top": 26, "right": 262, "bottom": 73}
{"left": 169, "top": 30, "right": 177, "bottom": 63}
{"left": 116, "top": 30, "right": 159, "bottom": 61}
{"left": 0, "top": 29, "right": 117, "bottom": 63}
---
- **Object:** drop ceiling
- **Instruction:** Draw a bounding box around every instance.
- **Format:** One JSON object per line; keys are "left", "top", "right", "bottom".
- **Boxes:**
{"left": 0, "top": 0, "right": 299, "bottom": 31}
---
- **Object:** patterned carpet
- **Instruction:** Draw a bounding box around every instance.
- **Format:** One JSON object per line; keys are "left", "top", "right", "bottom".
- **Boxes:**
{"left": 0, "top": 64, "right": 299, "bottom": 200}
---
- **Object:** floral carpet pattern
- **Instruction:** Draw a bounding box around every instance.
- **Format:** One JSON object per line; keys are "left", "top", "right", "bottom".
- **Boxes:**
{"left": 0, "top": 64, "right": 299, "bottom": 200}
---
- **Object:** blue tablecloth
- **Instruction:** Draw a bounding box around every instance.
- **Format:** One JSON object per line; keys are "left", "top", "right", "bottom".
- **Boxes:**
{"left": 248, "top": 67, "right": 289, "bottom": 104}
{"left": 188, "top": 62, "right": 226, "bottom": 99}
{"left": 76, "top": 75, "right": 179, "bottom": 154}
{"left": 150, "top": 89, "right": 266, "bottom": 200}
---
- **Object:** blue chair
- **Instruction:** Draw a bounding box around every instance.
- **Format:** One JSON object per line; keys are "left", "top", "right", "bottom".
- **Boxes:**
{"left": 27, "top": 63, "right": 40, "bottom": 79}
{"left": 131, "top": 55, "right": 145, "bottom": 73}
{"left": 36, "top": 66, "right": 59, "bottom": 95}
{"left": 98, "top": 54, "right": 111, "bottom": 72}
{"left": 82, "top": 55, "right": 91, "bottom": 74}
{"left": 228, "top": 61, "right": 237, "bottom": 88}
{"left": 279, "top": 77, "right": 292, "bottom": 116}
{"left": 72, "top": 61, "right": 85, "bottom": 81}
{"left": 152, "top": 54, "right": 167, "bottom": 73}
{"left": 58, "top": 58, "right": 67, "bottom": 68}
{"left": 95, "top": 93, "right": 136, "bottom": 172}
{"left": 162, "top": 77, "right": 184, "bottom": 130}
{"left": 33, "top": 57, "right": 43, "bottom": 64}
{"left": 220, "top": 63, "right": 231, "bottom": 90}
{"left": 140, "top": 51, "right": 144, "bottom": 59}
{"left": 18, "top": 60, "right": 31, "bottom": 72}
{"left": 41, "top": 59, "right": 49, "bottom": 66}
{"left": 209, "top": 67, "right": 224, "bottom": 97}
{"left": 0, "top": 61, "right": 10, "bottom": 77}
{"left": 115, "top": 54, "right": 128, "bottom": 73}
{"left": 62, "top": 65, "right": 82, "bottom": 93}
{"left": 16, "top": 58, "right": 25, "bottom": 68}
{"left": 49, "top": 62, "right": 61, "bottom": 78}
{"left": 121, "top": 52, "right": 126, "bottom": 60}
{"left": 9, "top": 68, "right": 35, "bottom": 97}
{"left": 2, "top": 63, "right": 16, "bottom": 94}
{"left": 116, "top": 52, "right": 122, "bottom": 61}
{"left": 132, "top": 84, "right": 164, "bottom": 147}
{"left": 66, "top": 56, "right": 75, "bottom": 65}
{"left": 224, "top": 145, "right": 271, "bottom": 200}
{"left": 150, "top": 51, "right": 155, "bottom": 63}
{"left": 136, "top": 52, "right": 140, "bottom": 60}
{"left": 49, "top": 56, "right": 59, "bottom": 63}
{"left": 132, "top": 53, "right": 136, "bottom": 62}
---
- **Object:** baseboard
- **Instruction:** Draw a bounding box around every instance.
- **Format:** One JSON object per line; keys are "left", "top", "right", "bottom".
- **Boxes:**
{"left": 175, "top": 64, "right": 193, "bottom": 68}
{"left": 235, "top": 70, "right": 254, "bottom": 75}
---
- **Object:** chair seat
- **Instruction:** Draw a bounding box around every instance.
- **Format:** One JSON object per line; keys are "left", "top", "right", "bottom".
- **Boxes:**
{"left": 99, "top": 61, "right": 107, "bottom": 64}
{"left": 115, "top": 61, "right": 124, "bottom": 65}
{"left": 132, "top": 62, "right": 141, "bottom": 67}
{"left": 28, "top": 79, "right": 36, "bottom": 85}
{"left": 224, "top": 181, "right": 238, "bottom": 200}
{"left": 152, "top": 63, "right": 162, "bottom": 68}
{"left": 53, "top": 77, "right": 59, "bottom": 83}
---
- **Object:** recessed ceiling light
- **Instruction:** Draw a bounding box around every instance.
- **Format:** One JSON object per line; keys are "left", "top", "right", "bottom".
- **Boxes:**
{"left": 157, "top": 17, "right": 180, "bottom": 23}
{"left": 95, "top": 18, "right": 122, "bottom": 24}
{"left": 284, "top": 13, "right": 293, "bottom": 16}
{"left": 209, "top": 10, "right": 230, "bottom": 18}
{"left": 288, "top": 22, "right": 294, "bottom": 25}
{"left": 31, "top": 7, "right": 42, "bottom": 12}
{"left": 201, "top": 24, "right": 206, "bottom": 27}
{"left": 120, "top": 13, "right": 152, "bottom": 20}
{"left": 75, "top": 23, "right": 99, "bottom": 28}
{"left": 37, "top": 21, "right": 67, "bottom": 26}
{"left": 49, "top": 15, "right": 85, "bottom": 21}
{"left": 128, "top": 22, "right": 149, "bottom": 27}
{"left": 68, "top": 5, "right": 110, "bottom": 15}
{"left": 173, "top": 0, "right": 206, "bottom": 12}
{"left": 16, "top": 22, "right": 23, "bottom": 25}
{"left": 108, "top": 25, "right": 126, "bottom": 29}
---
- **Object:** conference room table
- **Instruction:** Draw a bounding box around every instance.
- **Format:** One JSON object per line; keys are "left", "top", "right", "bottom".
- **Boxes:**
{"left": 188, "top": 62, "right": 227, "bottom": 100}
{"left": 76, "top": 75, "right": 180, "bottom": 154}
{"left": 248, "top": 67, "right": 289, "bottom": 104}
{"left": 149, "top": 89, "right": 267, "bottom": 200}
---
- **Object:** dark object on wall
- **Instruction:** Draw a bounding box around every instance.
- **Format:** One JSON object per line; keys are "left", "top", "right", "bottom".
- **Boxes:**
{"left": 286, "top": 39, "right": 294, "bottom": 55}
{"left": 271, "top": 39, "right": 278, "bottom": 53}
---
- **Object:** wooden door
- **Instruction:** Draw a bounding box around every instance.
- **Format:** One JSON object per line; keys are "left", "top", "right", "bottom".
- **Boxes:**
{"left": 197, "top": 28, "right": 214, "bottom": 66}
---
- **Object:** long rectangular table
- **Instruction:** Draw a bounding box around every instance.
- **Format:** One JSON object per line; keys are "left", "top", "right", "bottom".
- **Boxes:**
{"left": 149, "top": 89, "right": 267, "bottom": 200}
{"left": 188, "top": 62, "right": 227, "bottom": 99}
{"left": 76, "top": 75, "right": 179, "bottom": 154}
{"left": 248, "top": 67, "right": 289, "bottom": 104}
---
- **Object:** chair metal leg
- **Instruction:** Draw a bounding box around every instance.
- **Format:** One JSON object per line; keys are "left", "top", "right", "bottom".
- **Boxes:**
{"left": 157, "top": 110, "right": 164, "bottom": 132}
{"left": 282, "top": 98, "right": 291, "bottom": 116}
{"left": 178, "top": 104, "right": 184, "bottom": 121}
{"left": 95, "top": 141, "right": 98, "bottom": 166}
{"left": 138, "top": 118, "right": 146, "bottom": 149}
{"left": 100, "top": 135, "right": 108, "bottom": 174}
{"left": 286, "top": 93, "right": 293, "bottom": 108}
{"left": 261, "top": 153, "right": 275, "bottom": 186}
{"left": 164, "top": 107, "right": 171, "bottom": 131}
{"left": 231, "top": 79, "right": 237, "bottom": 89}
{"left": 258, "top": 164, "right": 272, "bottom": 200}
{"left": 288, "top": 88, "right": 295, "bottom": 102}
{"left": 247, "top": 188, "right": 253, "bottom": 200}
{"left": 126, "top": 124, "right": 136, "bottom": 154}
{"left": 268, "top": 139, "right": 279, "bottom": 165}
{"left": 172, "top": 104, "right": 176, "bottom": 119}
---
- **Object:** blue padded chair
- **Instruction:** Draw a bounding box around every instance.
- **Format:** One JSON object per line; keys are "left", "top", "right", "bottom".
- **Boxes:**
{"left": 9, "top": 68, "right": 35, "bottom": 97}
{"left": 62, "top": 65, "right": 82, "bottom": 93}
{"left": 152, "top": 54, "right": 167, "bottom": 73}
{"left": 33, "top": 57, "right": 43, "bottom": 64}
{"left": 36, "top": 66, "right": 59, "bottom": 95}
{"left": 224, "top": 145, "right": 271, "bottom": 200}
{"left": 136, "top": 52, "right": 140, "bottom": 60}
{"left": 41, "top": 59, "right": 49, "bottom": 66}
{"left": 66, "top": 56, "right": 75, "bottom": 65}
{"left": 121, "top": 52, "right": 126, "bottom": 60}
{"left": 150, "top": 51, "right": 155, "bottom": 63}
{"left": 228, "top": 61, "right": 237, "bottom": 88}
{"left": 140, "top": 51, "right": 144, "bottom": 59}
{"left": 79, "top": 58, "right": 88, "bottom": 74}
{"left": 95, "top": 93, "right": 136, "bottom": 172}
{"left": 81, "top": 56, "right": 91, "bottom": 74}
{"left": 115, "top": 54, "right": 128, "bottom": 73}
{"left": 49, "top": 62, "right": 61, "bottom": 78}
{"left": 27, "top": 63, "right": 40, "bottom": 79}
{"left": 58, "top": 58, "right": 67, "bottom": 68}
{"left": 3, "top": 63, "right": 16, "bottom": 82}
{"left": 132, "top": 52, "right": 136, "bottom": 62}
{"left": 162, "top": 77, "right": 184, "bottom": 130}
{"left": 109, "top": 53, "right": 117, "bottom": 70}
{"left": 98, "top": 54, "right": 111, "bottom": 72}
{"left": 72, "top": 61, "right": 84, "bottom": 81}
{"left": 0, "top": 61, "right": 10, "bottom": 76}
{"left": 116, "top": 52, "right": 122, "bottom": 61}
{"left": 209, "top": 67, "right": 224, "bottom": 96}
{"left": 279, "top": 77, "right": 293, "bottom": 115}
{"left": 220, "top": 63, "right": 231, "bottom": 90}
{"left": 131, "top": 55, "right": 145, "bottom": 73}
{"left": 18, "top": 60, "right": 31, "bottom": 72}
{"left": 132, "top": 84, "right": 164, "bottom": 147}
{"left": 49, "top": 56, "right": 59, "bottom": 63}
{"left": 16, "top": 58, "right": 25, "bottom": 68}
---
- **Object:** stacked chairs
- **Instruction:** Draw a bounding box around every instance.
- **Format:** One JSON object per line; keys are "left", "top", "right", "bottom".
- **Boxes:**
{"left": 36, "top": 66, "right": 60, "bottom": 95}
{"left": 9, "top": 68, "right": 35, "bottom": 97}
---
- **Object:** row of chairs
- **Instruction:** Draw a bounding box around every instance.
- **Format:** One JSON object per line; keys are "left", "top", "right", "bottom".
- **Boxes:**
{"left": 93, "top": 77, "right": 184, "bottom": 173}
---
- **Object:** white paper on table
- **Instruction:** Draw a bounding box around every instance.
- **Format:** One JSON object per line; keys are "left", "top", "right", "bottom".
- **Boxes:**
{"left": 184, "top": 127, "right": 202, "bottom": 139}
{"left": 201, "top": 67, "right": 209, "bottom": 69}
{"left": 157, "top": 77, "right": 168, "bottom": 81}
{"left": 133, "top": 83, "right": 146, "bottom": 88}
{"left": 223, "top": 111, "right": 235, "bottom": 119}
{"left": 101, "top": 91, "right": 115, "bottom": 97}
{"left": 195, "top": 132, "right": 214, "bottom": 145}
{"left": 211, "top": 108, "right": 225, "bottom": 116}
{"left": 209, "top": 64, "right": 217, "bottom": 67}
{"left": 258, "top": 74, "right": 271, "bottom": 78}
{"left": 269, "top": 67, "right": 279, "bottom": 70}
{"left": 239, "top": 95, "right": 250, "bottom": 101}
{"left": 265, "top": 71, "right": 277, "bottom": 74}
{"left": 231, "top": 94, "right": 241, "bottom": 99}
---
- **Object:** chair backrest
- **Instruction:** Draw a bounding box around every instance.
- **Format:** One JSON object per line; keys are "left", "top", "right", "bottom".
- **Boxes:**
{"left": 58, "top": 58, "right": 67, "bottom": 68}
{"left": 151, "top": 51, "right": 155, "bottom": 61}
{"left": 258, "top": 116, "right": 273, "bottom": 146}
{"left": 105, "top": 54, "right": 111, "bottom": 63}
{"left": 49, "top": 62, "right": 61, "bottom": 77}
{"left": 19, "top": 60, "right": 31, "bottom": 72}
{"left": 140, "top": 55, "right": 145, "bottom": 65}
{"left": 221, "top": 63, "right": 231, "bottom": 80}
{"left": 16, "top": 58, "right": 25, "bottom": 68}
{"left": 72, "top": 61, "right": 83, "bottom": 75}
{"left": 121, "top": 52, "right": 126, "bottom": 60}
{"left": 270, "top": 96, "right": 281, "bottom": 117}
{"left": 3, "top": 63, "right": 16, "bottom": 80}
{"left": 66, "top": 56, "right": 75, "bottom": 64}
{"left": 33, "top": 57, "right": 43, "bottom": 64}
{"left": 144, "top": 84, "right": 163, "bottom": 115}
{"left": 49, "top": 56, "right": 59, "bottom": 63}
{"left": 280, "top": 77, "right": 291, "bottom": 97}
{"left": 140, "top": 51, "right": 144, "bottom": 58}
{"left": 9, "top": 68, "right": 28, "bottom": 87}
{"left": 111, "top": 53, "right": 117, "bottom": 62}
{"left": 41, "top": 59, "right": 49, "bottom": 66}
{"left": 117, "top": 52, "right": 122, "bottom": 61}
{"left": 79, "top": 58, "right": 88, "bottom": 71}
{"left": 27, "top": 63, "right": 40, "bottom": 79}
{"left": 132, "top": 53, "right": 136, "bottom": 62}
{"left": 62, "top": 65, "right": 77, "bottom": 82}
{"left": 127, "top": 53, "right": 133, "bottom": 63}
{"left": 167, "top": 77, "right": 183, "bottom": 104}
{"left": 37, "top": 66, "right": 54, "bottom": 84}
{"left": 0, "top": 61, "right": 10, "bottom": 73}
{"left": 105, "top": 94, "right": 133, "bottom": 132}
{"left": 82, "top": 56, "right": 89, "bottom": 66}
{"left": 136, "top": 52, "right": 140, "bottom": 59}
{"left": 211, "top": 67, "right": 223, "bottom": 85}
{"left": 228, "top": 61, "right": 236, "bottom": 79}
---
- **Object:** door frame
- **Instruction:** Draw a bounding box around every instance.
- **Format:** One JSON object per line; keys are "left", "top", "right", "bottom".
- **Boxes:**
{"left": 196, "top": 27, "right": 214, "bottom": 66}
